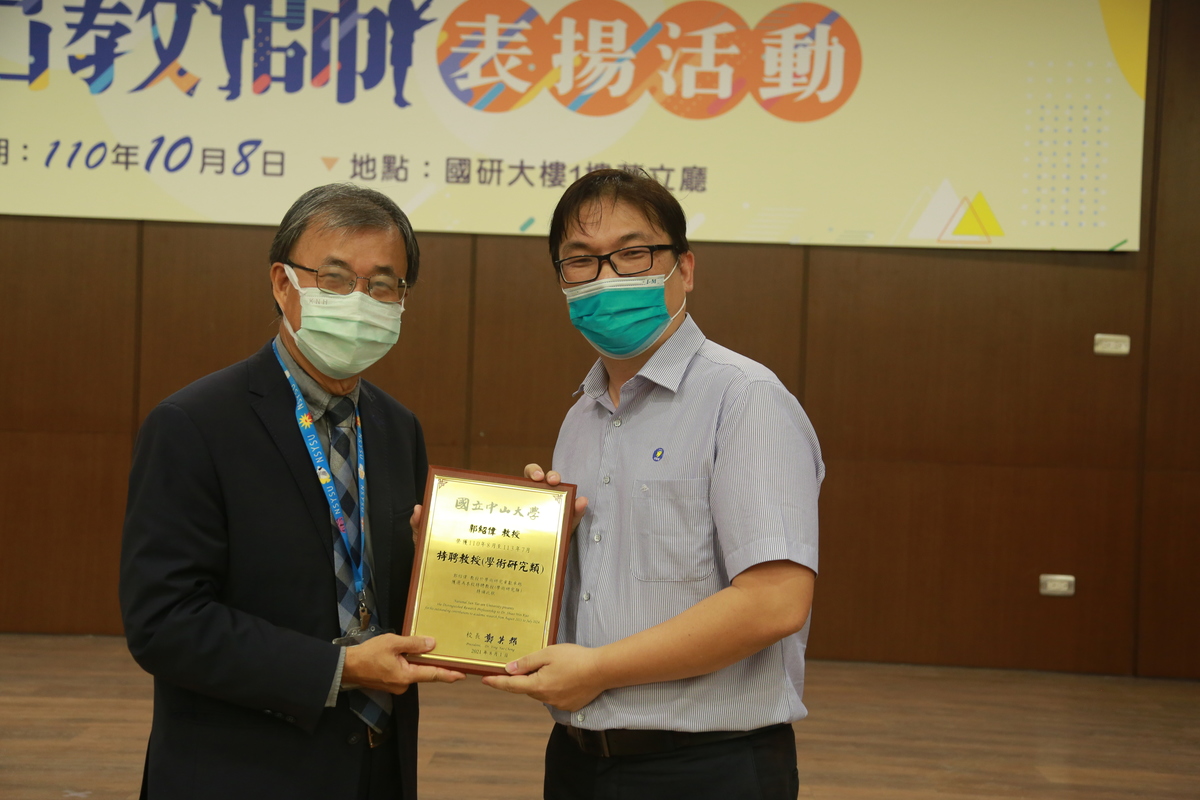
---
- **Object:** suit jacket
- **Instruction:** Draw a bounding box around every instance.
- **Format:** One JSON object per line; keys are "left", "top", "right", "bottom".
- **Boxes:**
{"left": 120, "top": 341, "right": 427, "bottom": 799}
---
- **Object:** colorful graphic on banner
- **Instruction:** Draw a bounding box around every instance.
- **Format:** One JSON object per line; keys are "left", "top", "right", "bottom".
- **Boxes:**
{"left": 546, "top": 0, "right": 652, "bottom": 116}
{"left": 438, "top": 0, "right": 554, "bottom": 112}
{"left": 751, "top": 3, "right": 860, "bottom": 121}
{"left": 0, "top": 0, "right": 1150, "bottom": 251}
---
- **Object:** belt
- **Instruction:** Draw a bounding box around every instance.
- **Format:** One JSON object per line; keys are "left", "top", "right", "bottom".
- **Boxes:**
{"left": 367, "top": 723, "right": 392, "bottom": 749}
{"left": 562, "top": 722, "right": 787, "bottom": 758}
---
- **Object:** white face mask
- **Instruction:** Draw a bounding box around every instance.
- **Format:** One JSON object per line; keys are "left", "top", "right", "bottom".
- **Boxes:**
{"left": 282, "top": 265, "right": 404, "bottom": 380}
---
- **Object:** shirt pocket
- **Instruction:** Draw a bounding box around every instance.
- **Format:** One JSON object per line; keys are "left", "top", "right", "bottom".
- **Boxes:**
{"left": 629, "top": 478, "right": 715, "bottom": 582}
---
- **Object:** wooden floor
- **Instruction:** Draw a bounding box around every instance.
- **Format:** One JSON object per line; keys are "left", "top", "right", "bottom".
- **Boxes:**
{"left": 1, "top": 635, "right": 1197, "bottom": 799}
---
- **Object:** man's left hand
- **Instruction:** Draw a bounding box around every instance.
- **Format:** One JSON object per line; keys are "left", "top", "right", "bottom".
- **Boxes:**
{"left": 410, "top": 504, "right": 423, "bottom": 541}
{"left": 481, "top": 643, "right": 606, "bottom": 712}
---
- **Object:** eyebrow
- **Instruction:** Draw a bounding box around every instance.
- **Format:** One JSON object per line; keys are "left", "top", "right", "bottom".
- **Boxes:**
{"left": 560, "top": 231, "right": 652, "bottom": 255}
{"left": 320, "top": 257, "right": 398, "bottom": 276}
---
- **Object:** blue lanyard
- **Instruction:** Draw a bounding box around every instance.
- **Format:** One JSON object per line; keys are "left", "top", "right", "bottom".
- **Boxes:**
{"left": 272, "top": 341, "right": 369, "bottom": 598}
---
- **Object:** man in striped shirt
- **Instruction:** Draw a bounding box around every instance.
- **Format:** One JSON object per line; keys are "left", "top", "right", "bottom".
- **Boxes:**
{"left": 484, "top": 169, "right": 824, "bottom": 799}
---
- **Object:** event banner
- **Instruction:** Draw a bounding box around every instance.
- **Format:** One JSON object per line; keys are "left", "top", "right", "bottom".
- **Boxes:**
{"left": 0, "top": 0, "right": 1149, "bottom": 250}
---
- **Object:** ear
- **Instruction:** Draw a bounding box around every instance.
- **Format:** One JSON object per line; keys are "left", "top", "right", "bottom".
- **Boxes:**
{"left": 269, "top": 262, "right": 291, "bottom": 310}
{"left": 677, "top": 250, "right": 696, "bottom": 293}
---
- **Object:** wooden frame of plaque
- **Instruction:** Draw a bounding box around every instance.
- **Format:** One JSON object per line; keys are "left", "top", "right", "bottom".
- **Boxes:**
{"left": 403, "top": 466, "right": 576, "bottom": 676}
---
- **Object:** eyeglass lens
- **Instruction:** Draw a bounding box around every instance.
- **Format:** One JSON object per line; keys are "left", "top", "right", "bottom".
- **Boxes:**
{"left": 315, "top": 265, "right": 404, "bottom": 303}
{"left": 558, "top": 246, "right": 658, "bottom": 283}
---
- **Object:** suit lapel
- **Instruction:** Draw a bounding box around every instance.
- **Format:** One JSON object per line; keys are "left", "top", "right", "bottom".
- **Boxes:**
{"left": 360, "top": 383, "right": 396, "bottom": 629}
{"left": 249, "top": 343, "right": 336, "bottom": 568}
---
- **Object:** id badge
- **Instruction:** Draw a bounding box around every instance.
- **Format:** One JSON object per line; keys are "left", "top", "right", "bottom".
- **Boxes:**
{"left": 333, "top": 625, "right": 394, "bottom": 647}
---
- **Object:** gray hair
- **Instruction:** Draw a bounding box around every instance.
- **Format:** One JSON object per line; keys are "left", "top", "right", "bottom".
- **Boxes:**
{"left": 269, "top": 183, "right": 421, "bottom": 285}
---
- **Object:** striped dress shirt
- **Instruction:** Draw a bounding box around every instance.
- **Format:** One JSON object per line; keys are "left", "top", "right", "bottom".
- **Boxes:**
{"left": 274, "top": 335, "right": 370, "bottom": 705}
{"left": 551, "top": 315, "right": 824, "bottom": 732}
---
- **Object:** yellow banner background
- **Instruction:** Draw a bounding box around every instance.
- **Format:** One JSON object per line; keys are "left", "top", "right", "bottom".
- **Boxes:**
{"left": 0, "top": 0, "right": 1150, "bottom": 250}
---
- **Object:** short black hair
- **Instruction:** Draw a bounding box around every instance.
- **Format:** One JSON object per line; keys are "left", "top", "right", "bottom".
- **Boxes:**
{"left": 270, "top": 183, "right": 420, "bottom": 284}
{"left": 548, "top": 168, "right": 689, "bottom": 264}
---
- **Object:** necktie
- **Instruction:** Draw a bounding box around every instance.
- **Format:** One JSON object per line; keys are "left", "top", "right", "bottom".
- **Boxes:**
{"left": 327, "top": 396, "right": 393, "bottom": 732}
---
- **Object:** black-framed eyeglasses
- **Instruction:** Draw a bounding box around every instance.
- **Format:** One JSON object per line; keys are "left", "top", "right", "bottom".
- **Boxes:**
{"left": 554, "top": 244, "right": 677, "bottom": 285}
{"left": 285, "top": 260, "right": 408, "bottom": 304}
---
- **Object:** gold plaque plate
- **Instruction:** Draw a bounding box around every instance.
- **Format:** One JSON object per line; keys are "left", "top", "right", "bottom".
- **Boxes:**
{"left": 403, "top": 466, "right": 576, "bottom": 675}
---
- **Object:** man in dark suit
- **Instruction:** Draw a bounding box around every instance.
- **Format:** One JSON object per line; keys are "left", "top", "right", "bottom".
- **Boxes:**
{"left": 120, "top": 184, "right": 464, "bottom": 800}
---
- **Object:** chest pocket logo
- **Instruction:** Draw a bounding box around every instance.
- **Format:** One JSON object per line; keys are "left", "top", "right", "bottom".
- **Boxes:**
{"left": 629, "top": 478, "right": 715, "bottom": 582}
{"left": 652, "top": 448, "right": 665, "bottom": 462}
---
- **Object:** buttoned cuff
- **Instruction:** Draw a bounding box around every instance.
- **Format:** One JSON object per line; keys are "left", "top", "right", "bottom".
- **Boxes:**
{"left": 325, "top": 647, "right": 347, "bottom": 707}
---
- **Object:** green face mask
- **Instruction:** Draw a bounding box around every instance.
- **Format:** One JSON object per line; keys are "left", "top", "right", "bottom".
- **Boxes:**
{"left": 283, "top": 265, "right": 404, "bottom": 380}
{"left": 561, "top": 260, "right": 685, "bottom": 360}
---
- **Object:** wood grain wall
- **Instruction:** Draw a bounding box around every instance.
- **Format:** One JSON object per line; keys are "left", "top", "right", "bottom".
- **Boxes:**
{"left": 1136, "top": 0, "right": 1200, "bottom": 679}
{"left": 0, "top": 217, "right": 139, "bottom": 634}
{"left": 1, "top": 0, "right": 1195, "bottom": 678}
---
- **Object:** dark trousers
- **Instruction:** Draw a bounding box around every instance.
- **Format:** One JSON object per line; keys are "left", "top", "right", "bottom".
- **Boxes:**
{"left": 544, "top": 722, "right": 799, "bottom": 800}
{"left": 357, "top": 721, "right": 402, "bottom": 800}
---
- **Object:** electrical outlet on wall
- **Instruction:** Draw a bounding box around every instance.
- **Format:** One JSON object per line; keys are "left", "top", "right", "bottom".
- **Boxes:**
{"left": 1093, "top": 334, "right": 1131, "bottom": 356}
{"left": 1040, "top": 574, "right": 1076, "bottom": 596}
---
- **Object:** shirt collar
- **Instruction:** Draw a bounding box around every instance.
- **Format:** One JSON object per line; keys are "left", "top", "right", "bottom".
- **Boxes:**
{"left": 273, "top": 333, "right": 360, "bottom": 420}
{"left": 639, "top": 314, "right": 705, "bottom": 392}
{"left": 577, "top": 314, "right": 706, "bottom": 401}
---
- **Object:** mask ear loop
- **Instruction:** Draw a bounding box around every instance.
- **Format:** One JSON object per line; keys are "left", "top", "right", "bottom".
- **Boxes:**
{"left": 281, "top": 312, "right": 300, "bottom": 340}
{"left": 280, "top": 263, "right": 303, "bottom": 339}
{"left": 282, "top": 263, "right": 302, "bottom": 290}
{"left": 663, "top": 256, "right": 687, "bottom": 323}
{"left": 608, "top": 260, "right": 687, "bottom": 360}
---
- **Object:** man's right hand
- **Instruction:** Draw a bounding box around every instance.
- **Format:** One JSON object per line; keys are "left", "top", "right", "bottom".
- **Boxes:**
{"left": 341, "top": 634, "right": 465, "bottom": 694}
{"left": 525, "top": 464, "right": 588, "bottom": 532}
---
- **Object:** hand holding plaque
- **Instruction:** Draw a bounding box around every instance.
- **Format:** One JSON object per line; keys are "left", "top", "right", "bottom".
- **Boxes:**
{"left": 403, "top": 467, "right": 577, "bottom": 676}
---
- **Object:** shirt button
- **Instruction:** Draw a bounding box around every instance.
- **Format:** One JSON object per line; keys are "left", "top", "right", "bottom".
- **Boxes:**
{"left": 613, "top": 419, "right": 622, "bottom": 427}
{"left": 593, "top": 533, "right": 602, "bottom": 543}
{"left": 576, "top": 712, "right": 586, "bottom": 723}
{"left": 602, "top": 476, "right": 611, "bottom": 484}
{"left": 348, "top": 732, "right": 362, "bottom": 745}
{"left": 582, "top": 592, "right": 591, "bottom": 601}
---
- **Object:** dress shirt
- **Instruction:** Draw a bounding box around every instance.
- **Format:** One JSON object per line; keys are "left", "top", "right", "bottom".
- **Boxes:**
{"left": 551, "top": 315, "right": 823, "bottom": 732}
{"left": 273, "top": 335, "right": 375, "bottom": 705}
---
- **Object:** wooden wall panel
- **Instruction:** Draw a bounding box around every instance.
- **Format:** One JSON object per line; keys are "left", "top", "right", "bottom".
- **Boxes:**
{"left": 363, "top": 232, "right": 473, "bottom": 469}
{"left": 686, "top": 241, "right": 805, "bottom": 398}
{"left": 0, "top": 215, "right": 138, "bottom": 634}
{"left": 804, "top": 246, "right": 1147, "bottom": 673}
{"left": 806, "top": 248, "right": 1145, "bottom": 469}
{"left": 0, "top": 217, "right": 139, "bottom": 432}
{"left": 0, "top": 434, "right": 130, "bottom": 634}
{"left": 1143, "top": 0, "right": 1200, "bottom": 473}
{"left": 1138, "top": 0, "right": 1200, "bottom": 678}
{"left": 810, "top": 460, "right": 1138, "bottom": 674}
{"left": 138, "top": 222, "right": 278, "bottom": 418}
{"left": 1137, "top": 471, "right": 1200, "bottom": 677}
{"left": 469, "top": 235, "right": 596, "bottom": 475}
